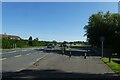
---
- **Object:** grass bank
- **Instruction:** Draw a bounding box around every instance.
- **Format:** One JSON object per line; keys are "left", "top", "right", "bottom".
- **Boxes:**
{"left": 101, "top": 57, "right": 120, "bottom": 76}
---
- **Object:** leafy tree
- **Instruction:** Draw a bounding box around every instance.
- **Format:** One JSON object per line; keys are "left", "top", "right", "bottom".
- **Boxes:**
{"left": 52, "top": 40, "right": 57, "bottom": 45}
{"left": 2, "top": 36, "right": 58, "bottom": 49}
{"left": 28, "top": 36, "right": 33, "bottom": 46}
{"left": 16, "top": 39, "right": 28, "bottom": 48}
{"left": 34, "top": 37, "right": 39, "bottom": 41}
{"left": 84, "top": 11, "right": 120, "bottom": 56}
{"left": 33, "top": 38, "right": 39, "bottom": 46}
{"left": 2, "top": 37, "right": 13, "bottom": 49}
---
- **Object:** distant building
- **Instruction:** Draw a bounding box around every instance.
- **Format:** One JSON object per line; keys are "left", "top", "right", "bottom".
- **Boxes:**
{"left": 0, "top": 34, "right": 21, "bottom": 40}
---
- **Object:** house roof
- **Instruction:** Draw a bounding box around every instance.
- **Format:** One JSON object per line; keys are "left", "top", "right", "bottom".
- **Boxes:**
{"left": 0, "top": 34, "right": 21, "bottom": 39}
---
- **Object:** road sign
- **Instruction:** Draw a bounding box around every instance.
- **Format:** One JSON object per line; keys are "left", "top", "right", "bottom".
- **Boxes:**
{"left": 100, "top": 36, "right": 105, "bottom": 42}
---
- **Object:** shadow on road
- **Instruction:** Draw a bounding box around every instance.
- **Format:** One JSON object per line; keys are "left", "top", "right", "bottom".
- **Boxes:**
{"left": 34, "top": 46, "right": 101, "bottom": 57}
{"left": 2, "top": 46, "right": 119, "bottom": 79}
{"left": 2, "top": 69, "right": 119, "bottom": 79}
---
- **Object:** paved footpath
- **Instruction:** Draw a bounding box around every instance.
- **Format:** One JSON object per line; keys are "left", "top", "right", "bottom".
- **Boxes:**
{"left": 3, "top": 53, "right": 118, "bottom": 78}
{"left": 27, "top": 53, "right": 117, "bottom": 78}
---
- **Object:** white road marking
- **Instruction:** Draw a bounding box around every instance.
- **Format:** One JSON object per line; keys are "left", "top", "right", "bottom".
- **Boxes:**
{"left": 30, "top": 62, "right": 35, "bottom": 65}
{"left": 30, "top": 53, "right": 48, "bottom": 65}
{"left": 16, "top": 54, "right": 48, "bottom": 72}
{"left": 36, "top": 58, "right": 40, "bottom": 62}
{"left": 6, "top": 51, "right": 16, "bottom": 53}
{"left": 72, "top": 49, "right": 87, "bottom": 52}
{"left": 22, "top": 50, "right": 27, "bottom": 51}
{"left": 16, "top": 68, "right": 26, "bottom": 72}
{"left": 7, "top": 52, "right": 12, "bottom": 53}
{"left": 12, "top": 51, "right": 17, "bottom": 53}
{"left": 0, "top": 58, "right": 7, "bottom": 61}
{"left": 26, "top": 53, "right": 31, "bottom": 56}
{"left": 26, "top": 54, "right": 30, "bottom": 55}
{"left": 14, "top": 55, "right": 22, "bottom": 58}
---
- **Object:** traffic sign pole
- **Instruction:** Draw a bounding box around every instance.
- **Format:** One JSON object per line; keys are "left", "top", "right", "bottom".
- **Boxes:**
{"left": 102, "top": 41, "right": 103, "bottom": 57}
{"left": 100, "top": 36, "right": 105, "bottom": 58}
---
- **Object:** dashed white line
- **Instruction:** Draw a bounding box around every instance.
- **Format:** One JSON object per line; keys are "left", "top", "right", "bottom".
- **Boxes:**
{"left": 12, "top": 51, "right": 17, "bottom": 53}
{"left": 7, "top": 51, "right": 16, "bottom": 53}
{"left": 0, "top": 58, "right": 7, "bottom": 61}
{"left": 14, "top": 55, "right": 22, "bottom": 58}
{"left": 7, "top": 52, "right": 12, "bottom": 53}
{"left": 26, "top": 53, "right": 32, "bottom": 56}
{"left": 22, "top": 50, "right": 27, "bottom": 51}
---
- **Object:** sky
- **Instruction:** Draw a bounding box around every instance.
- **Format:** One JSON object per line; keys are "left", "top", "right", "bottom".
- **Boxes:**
{"left": 2, "top": 0, "right": 120, "bottom": 2}
{"left": 2, "top": 2, "right": 118, "bottom": 42}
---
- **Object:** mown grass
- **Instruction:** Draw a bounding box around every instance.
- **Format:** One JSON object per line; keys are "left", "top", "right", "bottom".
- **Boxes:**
{"left": 101, "top": 57, "right": 120, "bottom": 76}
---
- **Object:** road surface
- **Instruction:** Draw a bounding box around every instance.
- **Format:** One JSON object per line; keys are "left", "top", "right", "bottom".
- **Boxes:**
{"left": 1, "top": 46, "right": 118, "bottom": 79}
{"left": 1, "top": 47, "right": 48, "bottom": 72}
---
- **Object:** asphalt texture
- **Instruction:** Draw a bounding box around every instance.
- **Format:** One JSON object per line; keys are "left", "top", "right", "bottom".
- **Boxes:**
{"left": 1, "top": 46, "right": 119, "bottom": 79}
{"left": 1, "top": 47, "right": 48, "bottom": 72}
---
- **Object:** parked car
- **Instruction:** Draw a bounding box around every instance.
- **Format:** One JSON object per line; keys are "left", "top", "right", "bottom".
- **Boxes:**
{"left": 47, "top": 44, "right": 55, "bottom": 48}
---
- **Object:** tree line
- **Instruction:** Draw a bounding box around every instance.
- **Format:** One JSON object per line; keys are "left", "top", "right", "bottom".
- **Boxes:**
{"left": 84, "top": 11, "right": 120, "bottom": 56}
{"left": 2, "top": 36, "right": 57, "bottom": 49}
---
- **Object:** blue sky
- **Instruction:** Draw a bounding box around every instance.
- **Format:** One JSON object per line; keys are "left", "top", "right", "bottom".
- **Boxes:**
{"left": 2, "top": 2, "right": 118, "bottom": 42}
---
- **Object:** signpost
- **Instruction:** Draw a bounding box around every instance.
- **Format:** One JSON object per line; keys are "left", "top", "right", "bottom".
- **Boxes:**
{"left": 69, "top": 43, "right": 72, "bottom": 58}
{"left": 100, "top": 36, "right": 105, "bottom": 57}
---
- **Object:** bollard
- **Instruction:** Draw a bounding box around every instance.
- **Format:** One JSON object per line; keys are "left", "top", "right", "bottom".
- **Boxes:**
{"left": 61, "top": 49, "right": 64, "bottom": 55}
{"left": 84, "top": 53, "right": 87, "bottom": 59}
{"left": 69, "top": 47, "right": 71, "bottom": 58}
{"left": 69, "top": 51, "right": 71, "bottom": 58}
{"left": 109, "top": 56, "right": 111, "bottom": 63}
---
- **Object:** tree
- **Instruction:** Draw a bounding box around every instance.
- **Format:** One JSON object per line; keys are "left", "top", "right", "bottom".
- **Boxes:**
{"left": 84, "top": 11, "right": 120, "bottom": 56}
{"left": 34, "top": 37, "right": 39, "bottom": 41}
{"left": 52, "top": 40, "right": 57, "bottom": 45}
{"left": 16, "top": 39, "right": 28, "bottom": 48}
{"left": 2, "top": 37, "right": 13, "bottom": 49}
{"left": 33, "top": 37, "right": 39, "bottom": 46}
{"left": 28, "top": 36, "right": 33, "bottom": 46}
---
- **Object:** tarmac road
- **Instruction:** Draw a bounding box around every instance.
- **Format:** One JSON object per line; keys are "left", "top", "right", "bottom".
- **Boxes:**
{"left": 1, "top": 47, "right": 48, "bottom": 72}
{"left": 2, "top": 46, "right": 118, "bottom": 79}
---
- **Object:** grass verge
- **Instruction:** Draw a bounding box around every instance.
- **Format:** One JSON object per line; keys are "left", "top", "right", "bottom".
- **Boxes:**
{"left": 0, "top": 46, "right": 44, "bottom": 50}
{"left": 101, "top": 57, "right": 120, "bottom": 76}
